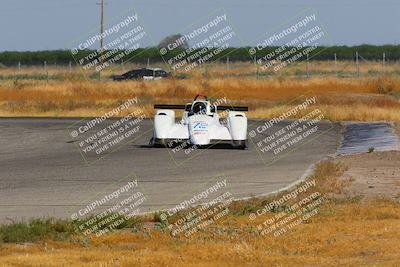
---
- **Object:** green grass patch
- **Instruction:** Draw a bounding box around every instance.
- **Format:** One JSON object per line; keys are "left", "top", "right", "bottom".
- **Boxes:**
{"left": 0, "top": 213, "right": 142, "bottom": 243}
{"left": 0, "top": 218, "right": 75, "bottom": 243}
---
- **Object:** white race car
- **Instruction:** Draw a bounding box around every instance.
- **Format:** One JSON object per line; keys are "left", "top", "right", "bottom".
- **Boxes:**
{"left": 150, "top": 95, "right": 248, "bottom": 149}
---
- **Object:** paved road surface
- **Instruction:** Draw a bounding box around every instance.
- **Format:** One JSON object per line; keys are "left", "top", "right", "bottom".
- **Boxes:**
{"left": 0, "top": 118, "right": 341, "bottom": 221}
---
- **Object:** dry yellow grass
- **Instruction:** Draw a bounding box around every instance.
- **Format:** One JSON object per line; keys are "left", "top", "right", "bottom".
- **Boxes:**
{"left": 1, "top": 62, "right": 400, "bottom": 120}
{"left": 0, "top": 201, "right": 399, "bottom": 267}
{"left": 0, "top": 77, "right": 399, "bottom": 121}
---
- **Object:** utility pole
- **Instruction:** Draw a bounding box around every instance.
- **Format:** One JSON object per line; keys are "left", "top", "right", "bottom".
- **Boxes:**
{"left": 254, "top": 55, "right": 259, "bottom": 79}
{"left": 355, "top": 51, "right": 360, "bottom": 78}
{"left": 44, "top": 61, "right": 48, "bottom": 82}
{"left": 97, "top": 0, "right": 105, "bottom": 78}
{"left": 383, "top": 52, "right": 386, "bottom": 74}
{"left": 334, "top": 53, "right": 338, "bottom": 77}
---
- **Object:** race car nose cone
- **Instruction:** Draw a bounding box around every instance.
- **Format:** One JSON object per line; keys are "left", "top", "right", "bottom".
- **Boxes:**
{"left": 189, "top": 121, "right": 210, "bottom": 145}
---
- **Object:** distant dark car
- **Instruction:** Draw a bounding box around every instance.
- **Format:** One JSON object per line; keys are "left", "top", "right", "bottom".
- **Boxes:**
{"left": 112, "top": 68, "right": 170, "bottom": 81}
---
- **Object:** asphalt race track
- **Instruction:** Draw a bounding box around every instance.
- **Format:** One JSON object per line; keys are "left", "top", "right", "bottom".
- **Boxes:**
{"left": 0, "top": 118, "right": 341, "bottom": 222}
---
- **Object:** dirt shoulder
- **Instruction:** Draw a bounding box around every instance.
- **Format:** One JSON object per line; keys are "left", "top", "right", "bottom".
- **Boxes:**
{"left": 335, "top": 151, "right": 400, "bottom": 201}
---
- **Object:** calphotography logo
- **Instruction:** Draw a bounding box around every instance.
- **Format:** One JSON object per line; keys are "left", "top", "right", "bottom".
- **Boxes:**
{"left": 66, "top": 96, "right": 152, "bottom": 164}
{"left": 70, "top": 178, "right": 148, "bottom": 238}
{"left": 157, "top": 177, "right": 236, "bottom": 238}
{"left": 250, "top": 9, "right": 332, "bottom": 74}
{"left": 247, "top": 92, "right": 333, "bottom": 165}
{"left": 69, "top": 8, "right": 151, "bottom": 75}
{"left": 248, "top": 179, "right": 326, "bottom": 237}
{"left": 160, "top": 10, "right": 242, "bottom": 73}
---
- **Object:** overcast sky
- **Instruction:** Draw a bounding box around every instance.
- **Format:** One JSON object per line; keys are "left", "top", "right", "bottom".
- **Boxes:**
{"left": 1, "top": 0, "right": 399, "bottom": 51}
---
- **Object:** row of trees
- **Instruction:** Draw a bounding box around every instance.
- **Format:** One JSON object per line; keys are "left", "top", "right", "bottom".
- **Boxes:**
{"left": 0, "top": 45, "right": 399, "bottom": 66}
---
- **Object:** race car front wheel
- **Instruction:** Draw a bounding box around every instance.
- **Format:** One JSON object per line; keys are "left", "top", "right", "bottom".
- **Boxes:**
{"left": 232, "top": 140, "right": 248, "bottom": 150}
{"left": 149, "top": 137, "right": 169, "bottom": 147}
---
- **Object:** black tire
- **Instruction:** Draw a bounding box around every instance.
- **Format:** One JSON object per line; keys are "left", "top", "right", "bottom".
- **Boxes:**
{"left": 150, "top": 138, "right": 168, "bottom": 147}
{"left": 232, "top": 140, "right": 247, "bottom": 150}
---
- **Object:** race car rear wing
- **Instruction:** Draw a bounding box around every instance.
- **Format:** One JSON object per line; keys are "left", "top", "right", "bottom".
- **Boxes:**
{"left": 154, "top": 104, "right": 186, "bottom": 110}
{"left": 216, "top": 105, "right": 248, "bottom": 111}
{"left": 154, "top": 104, "right": 248, "bottom": 112}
